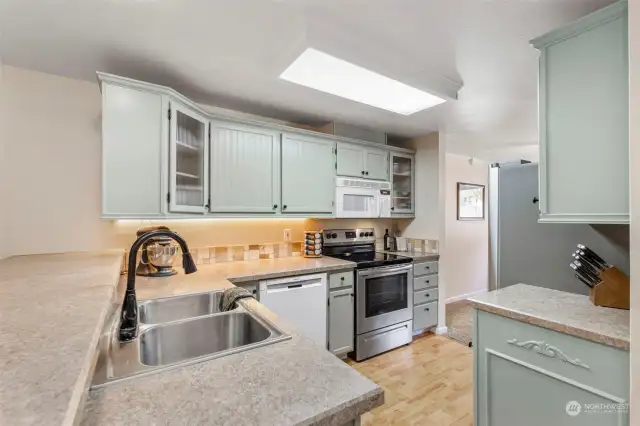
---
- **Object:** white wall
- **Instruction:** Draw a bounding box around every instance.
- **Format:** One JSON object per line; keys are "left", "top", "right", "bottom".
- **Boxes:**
{"left": 0, "top": 66, "right": 391, "bottom": 256}
{"left": 441, "top": 153, "right": 489, "bottom": 302}
{"left": 628, "top": 0, "right": 639, "bottom": 420}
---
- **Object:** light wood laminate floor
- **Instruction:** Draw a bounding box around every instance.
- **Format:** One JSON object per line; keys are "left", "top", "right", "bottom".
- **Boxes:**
{"left": 347, "top": 333, "right": 473, "bottom": 426}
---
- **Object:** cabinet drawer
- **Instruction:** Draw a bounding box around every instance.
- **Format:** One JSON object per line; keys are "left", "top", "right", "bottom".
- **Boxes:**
{"left": 329, "top": 271, "right": 354, "bottom": 289}
{"left": 414, "top": 261, "right": 438, "bottom": 276}
{"left": 413, "top": 301, "right": 438, "bottom": 330}
{"left": 414, "top": 287, "right": 438, "bottom": 305}
{"left": 414, "top": 274, "right": 438, "bottom": 291}
{"left": 476, "top": 309, "right": 629, "bottom": 401}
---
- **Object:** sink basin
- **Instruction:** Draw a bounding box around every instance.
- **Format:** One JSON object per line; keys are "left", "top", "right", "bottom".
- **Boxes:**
{"left": 140, "top": 312, "right": 271, "bottom": 366}
{"left": 91, "top": 291, "right": 290, "bottom": 388}
{"left": 138, "top": 291, "right": 225, "bottom": 325}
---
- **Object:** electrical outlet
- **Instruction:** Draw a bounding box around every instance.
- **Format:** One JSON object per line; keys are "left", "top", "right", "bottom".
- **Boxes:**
{"left": 283, "top": 229, "right": 291, "bottom": 241}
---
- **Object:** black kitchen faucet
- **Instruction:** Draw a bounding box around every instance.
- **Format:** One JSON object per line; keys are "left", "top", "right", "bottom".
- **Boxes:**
{"left": 119, "top": 230, "right": 197, "bottom": 341}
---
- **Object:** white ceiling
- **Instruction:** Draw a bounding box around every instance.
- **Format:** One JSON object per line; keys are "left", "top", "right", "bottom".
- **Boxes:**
{"left": 0, "top": 0, "right": 615, "bottom": 157}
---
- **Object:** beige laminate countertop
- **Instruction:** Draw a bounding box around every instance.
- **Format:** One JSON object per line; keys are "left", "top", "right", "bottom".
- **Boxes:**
{"left": 468, "top": 284, "right": 630, "bottom": 350}
{"left": 1, "top": 251, "right": 379, "bottom": 426}
{"left": 0, "top": 251, "right": 124, "bottom": 426}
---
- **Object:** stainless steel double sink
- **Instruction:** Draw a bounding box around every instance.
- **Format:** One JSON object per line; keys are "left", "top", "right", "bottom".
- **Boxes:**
{"left": 91, "top": 290, "right": 290, "bottom": 388}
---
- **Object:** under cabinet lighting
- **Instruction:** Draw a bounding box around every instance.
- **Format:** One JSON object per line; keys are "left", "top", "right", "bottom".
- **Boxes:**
{"left": 279, "top": 48, "right": 446, "bottom": 115}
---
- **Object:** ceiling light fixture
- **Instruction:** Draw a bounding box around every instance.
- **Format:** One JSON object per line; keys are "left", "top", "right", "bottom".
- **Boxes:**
{"left": 279, "top": 48, "right": 446, "bottom": 115}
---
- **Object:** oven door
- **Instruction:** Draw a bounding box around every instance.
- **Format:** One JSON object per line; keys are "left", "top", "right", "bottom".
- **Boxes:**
{"left": 335, "top": 187, "right": 378, "bottom": 218}
{"left": 356, "top": 264, "right": 413, "bottom": 334}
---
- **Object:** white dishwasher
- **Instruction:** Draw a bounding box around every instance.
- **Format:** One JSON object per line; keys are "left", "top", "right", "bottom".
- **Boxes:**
{"left": 259, "top": 273, "right": 327, "bottom": 348}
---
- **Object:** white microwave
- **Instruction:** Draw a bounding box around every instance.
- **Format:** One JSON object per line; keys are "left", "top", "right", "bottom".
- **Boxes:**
{"left": 335, "top": 178, "right": 392, "bottom": 218}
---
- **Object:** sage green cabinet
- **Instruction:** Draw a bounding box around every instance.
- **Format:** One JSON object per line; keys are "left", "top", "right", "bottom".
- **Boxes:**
{"left": 336, "top": 142, "right": 389, "bottom": 181}
{"left": 328, "top": 272, "right": 355, "bottom": 357}
{"left": 531, "top": 0, "right": 628, "bottom": 224}
{"left": 390, "top": 152, "right": 415, "bottom": 215}
{"left": 169, "top": 102, "right": 210, "bottom": 214}
{"left": 209, "top": 121, "right": 280, "bottom": 214}
{"left": 474, "top": 309, "right": 629, "bottom": 426}
{"left": 100, "top": 82, "right": 165, "bottom": 218}
{"left": 281, "top": 134, "right": 335, "bottom": 214}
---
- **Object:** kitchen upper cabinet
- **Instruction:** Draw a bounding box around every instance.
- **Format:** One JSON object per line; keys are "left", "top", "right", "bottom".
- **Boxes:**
{"left": 336, "top": 142, "right": 389, "bottom": 181}
{"left": 336, "top": 143, "right": 365, "bottom": 178}
{"left": 209, "top": 122, "right": 280, "bottom": 214}
{"left": 532, "top": 0, "right": 628, "bottom": 224}
{"left": 390, "top": 153, "right": 415, "bottom": 215}
{"left": 169, "top": 102, "right": 209, "bottom": 214}
{"left": 281, "top": 134, "right": 335, "bottom": 214}
{"left": 365, "top": 148, "right": 389, "bottom": 181}
{"left": 101, "top": 83, "right": 165, "bottom": 218}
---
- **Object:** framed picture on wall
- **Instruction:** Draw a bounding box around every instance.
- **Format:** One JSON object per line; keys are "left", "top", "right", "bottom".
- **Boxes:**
{"left": 457, "top": 182, "right": 485, "bottom": 220}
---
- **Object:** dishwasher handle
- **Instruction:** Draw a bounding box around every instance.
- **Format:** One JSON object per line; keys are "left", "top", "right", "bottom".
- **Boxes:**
{"left": 260, "top": 274, "right": 326, "bottom": 293}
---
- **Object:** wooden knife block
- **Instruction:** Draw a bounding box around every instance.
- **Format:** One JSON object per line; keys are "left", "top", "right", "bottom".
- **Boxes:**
{"left": 589, "top": 267, "right": 630, "bottom": 310}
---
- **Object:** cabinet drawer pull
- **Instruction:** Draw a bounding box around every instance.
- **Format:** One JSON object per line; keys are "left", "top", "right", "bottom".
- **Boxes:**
{"left": 340, "top": 277, "right": 345, "bottom": 281}
{"left": 283, "top": 205, "right": 287, "bottom": 210}
{"left": 425, "top": 293, "right": 430, "bottom": 297}
{"left": 424, "top": 307, "right": 430, "bottom": 311}
{"left": 273, "top": 204, "right": 278, "bottom": 209}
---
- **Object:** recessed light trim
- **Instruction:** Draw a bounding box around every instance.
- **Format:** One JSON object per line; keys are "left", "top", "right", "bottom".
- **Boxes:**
{"left": 279, "top": 48, "right": 446, "bottom": 115}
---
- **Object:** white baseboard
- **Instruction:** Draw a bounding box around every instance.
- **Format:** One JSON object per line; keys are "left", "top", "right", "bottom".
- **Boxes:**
{"left": 435, "top": 326, "right": 448, "bottom": 335}
{"left": 445, "top": 288, "right": 487, "bottom": 304}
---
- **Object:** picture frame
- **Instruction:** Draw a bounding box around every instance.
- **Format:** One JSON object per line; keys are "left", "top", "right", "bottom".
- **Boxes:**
{"left": 457, "top": 182, "right": 485, "bottom": 221}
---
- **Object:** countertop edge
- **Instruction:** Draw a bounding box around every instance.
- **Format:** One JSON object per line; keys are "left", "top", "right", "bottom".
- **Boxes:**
{"left": 469, "top": 300, "right": 630, "bottom": 351}
{"left": 64, "top": 257, "right": 124, "bottom": 426}
{"left": 228, "top": 261, "right": 356, "bottom": 283}
{"left": 377, "top": 251, "right": 440, "bottom": 262}
{"left": 298, "top": 387, "right": 385, "bottom": 426}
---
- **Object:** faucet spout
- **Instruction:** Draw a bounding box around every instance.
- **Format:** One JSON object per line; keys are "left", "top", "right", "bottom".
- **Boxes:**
{"left": 119, "top": 230, "right": 197, "bottom": 342}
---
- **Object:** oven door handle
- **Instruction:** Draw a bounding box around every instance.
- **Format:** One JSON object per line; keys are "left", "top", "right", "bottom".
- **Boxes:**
{"left": 357, "top": 264, "right": 412, "bottom": 278}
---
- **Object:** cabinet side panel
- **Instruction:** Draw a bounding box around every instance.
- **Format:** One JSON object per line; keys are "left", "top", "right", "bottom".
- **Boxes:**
{"left": 102, "top": 84, "right": 163, "bottom": 216}
{"left": 545, "top": 15, "right": 628, "bottom": 216}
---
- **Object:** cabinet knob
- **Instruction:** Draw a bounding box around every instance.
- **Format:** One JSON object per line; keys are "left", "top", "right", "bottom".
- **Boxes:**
{"left": 425, "top": 294, "right": 430, "bottom": 297}
{"left": 391, "top": 207, "right": 395, "bottom": 211}
{"left": 365, "top": 171, "right": 369, "bottom": 175}
{"left": 361, "top": 171, "right": 365, "bottom": 175}
{"left": 424, "top": 307, "right": 430, "bottom": 311}
{"left": 273, "top": 204, "right": 278, "bottom": 209}
{"left": 426, "top": 280, "right": 430, "bottom": 284}
{"left": 283, "top": 205, "right": 287, "bottom": 210}
{"left": 340, "top": 277, "right": 345, "bottom": 281}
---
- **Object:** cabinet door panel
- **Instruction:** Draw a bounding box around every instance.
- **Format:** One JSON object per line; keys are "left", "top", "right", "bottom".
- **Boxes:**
{"left": 537, "top": 7, "right": 628, "bottom": 223}
{"left": 102, "top": 84, "right": 163, "bottom": 217}
{"left": 336, "top": 143, "right": 365, "bottom": 178}
{"left": 390, "top": 153, "right": 414, "bottom": 213}
{"left": 329, "top": 288, "right": 354, "bottom": 355}
{"left": 210, "top": 123, "right": 279, "bottom": 213}
{"left": 281, "top": 134, "right": 335, "bottom": 213}
{"left": 365, "top": 149, "right": 389, "bottom": 181}
{"left": 169, "top": 103, "right": 209, "bottom": 214}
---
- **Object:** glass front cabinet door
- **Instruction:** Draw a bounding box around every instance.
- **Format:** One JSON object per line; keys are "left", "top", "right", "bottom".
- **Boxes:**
{"left": 169, "top": 103, "right": 209, "bottom": 214}
{"left": 390, "top": 153, "right": 414, "bottom": 215}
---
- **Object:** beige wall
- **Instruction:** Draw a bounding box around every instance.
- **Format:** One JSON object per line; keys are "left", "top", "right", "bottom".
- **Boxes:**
{"left": 397, "top": 132, "right": 440, "bottom": 240}
{"left": 0, "top": 59, "right": 7, "bottom": 259}
{"left": 0, "top": 66, "right": 391, "bottom": 256}
{"left": 440, "top": 153, "right": 489, "bottom": 302}
{"left": 628, "top": 0, "right": 638, "bottom": 421}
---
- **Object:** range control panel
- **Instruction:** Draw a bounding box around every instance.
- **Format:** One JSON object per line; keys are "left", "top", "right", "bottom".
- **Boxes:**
{"left": 323, "top": 228, "right": 376, "bottom": 246}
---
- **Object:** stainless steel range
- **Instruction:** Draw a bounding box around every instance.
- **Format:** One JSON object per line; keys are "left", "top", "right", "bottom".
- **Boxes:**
{"left": 323, "top": 228, "right": 413, "bottom": 361}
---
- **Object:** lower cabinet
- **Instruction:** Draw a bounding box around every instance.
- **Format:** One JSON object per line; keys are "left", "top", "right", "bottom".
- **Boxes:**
{"left": 412, "top": 260, "right": 439, "bottom": 332}
{"left": 474, "top": 309, "right": 629, "bottom": 426}
{"left": 328, "top": 271, "right": 355, "bottom": 356}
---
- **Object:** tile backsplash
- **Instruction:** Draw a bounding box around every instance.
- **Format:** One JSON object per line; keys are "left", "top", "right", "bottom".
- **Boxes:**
{"left": 126, "top": 241, "right": 305, "bottom": 266}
